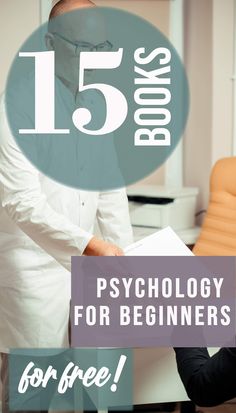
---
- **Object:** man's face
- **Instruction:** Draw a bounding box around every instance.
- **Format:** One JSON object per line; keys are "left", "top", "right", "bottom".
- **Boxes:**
{"left": 49, "top": 8, "right": 107, "bottom": 87}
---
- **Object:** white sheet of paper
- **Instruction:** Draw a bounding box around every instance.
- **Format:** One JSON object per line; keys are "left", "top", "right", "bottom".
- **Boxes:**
{"left": 125, "top": 226, "right": 194, "bottom": 256}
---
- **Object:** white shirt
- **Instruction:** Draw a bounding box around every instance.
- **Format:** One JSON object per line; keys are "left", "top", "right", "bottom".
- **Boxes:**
{"left": 0, "top": 94, "right": 133, "bottom": 350}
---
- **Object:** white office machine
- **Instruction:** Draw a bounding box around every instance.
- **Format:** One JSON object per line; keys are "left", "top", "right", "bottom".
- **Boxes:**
{"left": 127, "top": 185, "right": 199, "bottom": 231}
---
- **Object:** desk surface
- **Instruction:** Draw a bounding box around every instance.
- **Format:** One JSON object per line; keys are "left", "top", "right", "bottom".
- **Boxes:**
{"left": 134, "top": 348, "right": 188, "bottom": 404}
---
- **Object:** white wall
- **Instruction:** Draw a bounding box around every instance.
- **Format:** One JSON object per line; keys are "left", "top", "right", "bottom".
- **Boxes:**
{"left": 95, "top": 0, "right": 171, "bottom": 186}
{"left": 0, "top": 0, "right": 41, "bottom": 93}
{"left": 184, "top": 0, "right": 235, "bottom": 216}
{"left": 212, "top": 0, "right": 234, "bottom": 163}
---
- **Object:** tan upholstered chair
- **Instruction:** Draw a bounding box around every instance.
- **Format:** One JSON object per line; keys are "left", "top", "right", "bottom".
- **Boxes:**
{"left": 193, "top": 157, "right": 236, "bottom": 410}
{"left": 193, "top": 157, "right": 236, "bottom": 256}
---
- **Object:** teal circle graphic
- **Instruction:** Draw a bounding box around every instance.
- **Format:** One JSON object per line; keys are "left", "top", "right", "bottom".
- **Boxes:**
{"left": 6, "top": 7, "right": 189, "bottom": 190}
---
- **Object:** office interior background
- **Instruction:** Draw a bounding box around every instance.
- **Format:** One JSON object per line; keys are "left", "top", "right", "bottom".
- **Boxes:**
{"left": 1, "top": 0, "right": 236, "bottom": 218}
{"left": 0, "top": 1, "right": 236, "bottom": 412}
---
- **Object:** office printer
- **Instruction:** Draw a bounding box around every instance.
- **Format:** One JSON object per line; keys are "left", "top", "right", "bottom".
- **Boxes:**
{"left": 127, "top": 186, "right": 199, "bottom": 230}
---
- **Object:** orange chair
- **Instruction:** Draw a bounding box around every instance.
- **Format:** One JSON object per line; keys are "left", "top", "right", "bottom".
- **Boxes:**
{"left": 191, "top": 157, "right": 236, "bottom": 411}
{"left": 193, "top": 157, "right": 236, "bottom": 256}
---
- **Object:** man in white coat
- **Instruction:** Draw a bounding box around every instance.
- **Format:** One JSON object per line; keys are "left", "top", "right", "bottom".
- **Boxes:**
{"left": 0, "top": 0, "right": 133, "bottom": 411}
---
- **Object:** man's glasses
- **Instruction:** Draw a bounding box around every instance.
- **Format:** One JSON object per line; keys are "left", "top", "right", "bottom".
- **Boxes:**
{"left": 53, "top": 33, "right": 113, "bottom": 56}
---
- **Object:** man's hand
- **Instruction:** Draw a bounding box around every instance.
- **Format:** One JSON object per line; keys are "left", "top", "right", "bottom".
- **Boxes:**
{"left": 84, "top": 237, "right": 124, "bottom": 256}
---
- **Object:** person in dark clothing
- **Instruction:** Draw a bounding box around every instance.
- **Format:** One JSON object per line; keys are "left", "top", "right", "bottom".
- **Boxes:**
{"left": 174, "top": 347, "right": 236, "bottom": 407}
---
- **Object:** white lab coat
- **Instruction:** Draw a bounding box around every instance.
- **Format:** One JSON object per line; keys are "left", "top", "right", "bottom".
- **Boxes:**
{"left": 0, "top": 95, "right": 133, "bottom": 352}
